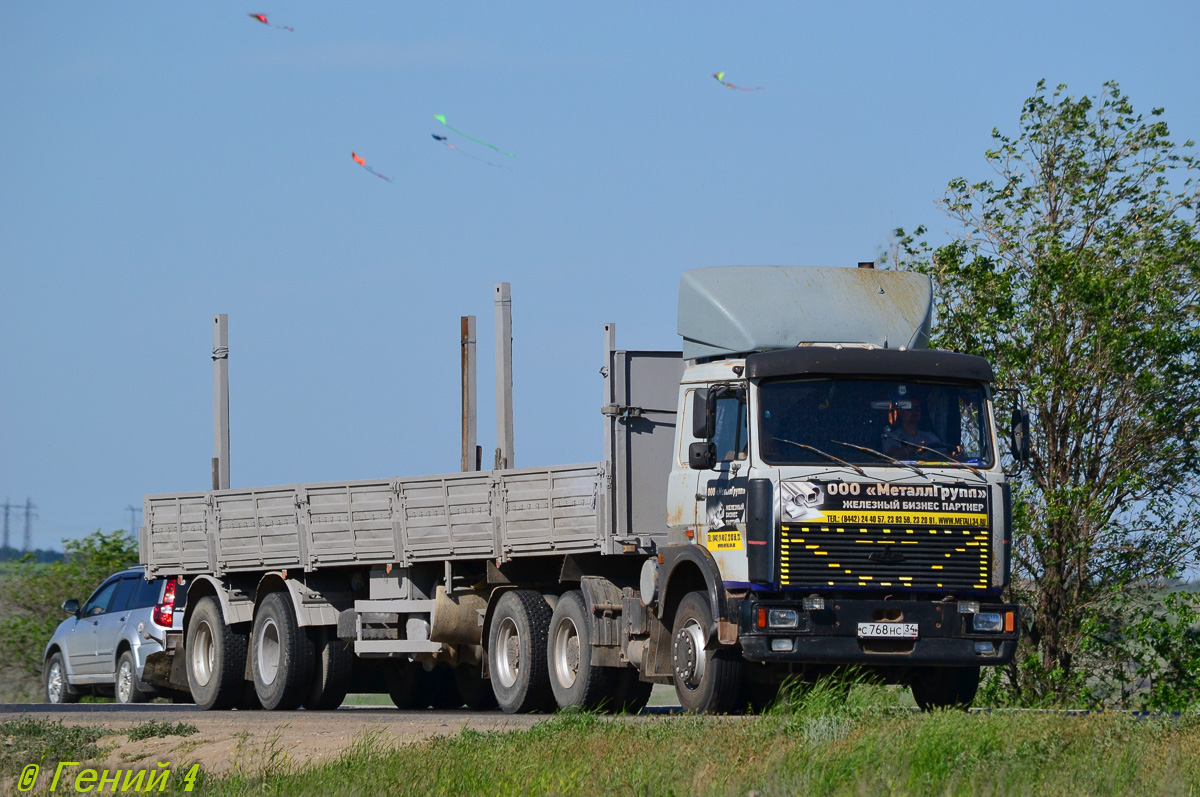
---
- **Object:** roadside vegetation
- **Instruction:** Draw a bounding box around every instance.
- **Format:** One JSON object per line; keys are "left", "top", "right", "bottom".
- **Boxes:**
{"left": 0, "top": 716, "right": 118, "bottom": 774}
{"left": 0, "top": 717, "right": 195, "bottom": 770}
{"left": 189, "top": 681, "right": 1200, "bottom": 796}
{"left": 0, "top": 530, "right": 139, "bottom": 701}
{"left": 890, "top": 80, "right": 1200, "bottom": 709}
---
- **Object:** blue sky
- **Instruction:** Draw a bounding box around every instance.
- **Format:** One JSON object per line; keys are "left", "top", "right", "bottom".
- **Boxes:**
{"left": 2, "top": 2, "right": 1197, "bottom": 548}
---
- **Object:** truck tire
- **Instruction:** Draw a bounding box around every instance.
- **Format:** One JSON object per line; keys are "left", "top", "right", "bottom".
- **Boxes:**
{"left": 44, "top": 651, "right": 79, "bottom": 704}
{"left": 487, "top": 590, "right": 555, "bottom": 714}
{"left": 251, "top": 591, "right": 315, "bottom": 710}
{"left": 603, "top": 666, "right": 653, "bottom": 714}
{"left": 547, "top": 590, "right": 613, "bottom": 710}
{"left": 385, "top": 659, "right": 422, "bottom": 709}
{"left": 454, "top": 659, "right": 498, "bottom": 710}
{"left": 303, "top": 627, "right": 353, "bottom": 710}
{"left": 186, "top": 595, "right": 247, "bottom": 710}
{"left": 910, "top": 666, "right": 980, "bottom": 711}
{"left": 116, "top": 650, "right": 149, "bottom": 704}
{"left": 671, "top": 590, "right": 742, "bottom": 714}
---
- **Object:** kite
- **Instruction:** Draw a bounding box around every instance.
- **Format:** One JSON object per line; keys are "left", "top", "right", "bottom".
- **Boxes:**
{"left": 433, "top": 115, "right": 515, "bottom": 158}
{"left": 712, "top": 71, "right": 762, "bottom": 92}
{"left": 351, "top": 151, "right": 392, "bottom": 182}
{"left": 431, "top": 134, "right": 513, "bottom": 172}
{"left": 248, "top": 13, "right": 294, "bottom": 31}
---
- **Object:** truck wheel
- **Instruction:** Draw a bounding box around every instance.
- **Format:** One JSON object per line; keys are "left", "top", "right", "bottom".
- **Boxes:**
{"left": 603, "top": 666, "right": 653, "bottom": 714}
{"left": 487, "top": 590, "right": 554, "bottom": 714}
{"left": 548, "top": 590, "right": 613, "bottom": 710}
{"left": 671, "top": 591, "right": 742, "bottom": 714}
{"left": 251, "top": 591, "right": 315, "bottom": 710}
{"left": 116, "top": 650, "right": 149, "bottom": 704}
{"left": 454, "top": 659, "right": 498, "bottom": 710}
{"left": 186, "top": 596, "right": 248, "bottom": 710}
{"left": 910, "top": 666, "right": 980, "bottom": 711}
{"left": 44, "top": 651, "right": 79, "bottom": 704}
{"left": 385, "top": 659, "right": 422, "bottom": 709}
{"left": 303, "top": 627, "right": 353, "bottom": 710}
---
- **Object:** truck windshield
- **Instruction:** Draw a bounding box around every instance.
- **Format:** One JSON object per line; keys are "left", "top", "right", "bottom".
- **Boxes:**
{"left": 758, "top": 378, "right": 993, "bottom": 468}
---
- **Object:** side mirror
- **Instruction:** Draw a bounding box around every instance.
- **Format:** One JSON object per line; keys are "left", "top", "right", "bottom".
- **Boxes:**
{"left": 688, "top": 441, "right": 717, "bottom": 470}
{"left": 691, "top": 389, "right": 714, "bottom": 439}
{"left": 62, "top": 599, "right": 80, "bottom": 616}
{"left": 1010, "top": 408, "right": 1031, "bottom": 462}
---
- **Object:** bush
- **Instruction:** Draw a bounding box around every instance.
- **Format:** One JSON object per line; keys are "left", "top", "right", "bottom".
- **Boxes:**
{"left": 0, "top": 529, "right": 139, "bottom": 697}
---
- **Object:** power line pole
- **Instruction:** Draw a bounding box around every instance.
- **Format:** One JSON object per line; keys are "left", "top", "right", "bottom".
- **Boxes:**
{"left": 2, "top": 498, "right": 12, "bottom": 556}
{"left": 22, "top": 498, "right": 37, "bottom": 553}
{"left": 125, "top": 504, "right": 142, "bottom": 535}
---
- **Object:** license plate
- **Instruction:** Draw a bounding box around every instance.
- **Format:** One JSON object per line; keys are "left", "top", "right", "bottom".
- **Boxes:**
{"left": 857, "top": 622, "right": 918, "bottom": 639}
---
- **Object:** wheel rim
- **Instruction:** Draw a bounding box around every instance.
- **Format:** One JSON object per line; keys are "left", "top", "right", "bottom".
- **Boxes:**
{"left": 674, "top": 619, "right": 707, "bottom": 690}
{"left": 47, "top": 659, "right": 64, "bottom": 702}
{"left": 257, "top": 617, "right": 281, "bottom": 685}
{"left": 552, "top": 616, "right": 581, "bottom": 690}
{"left": 494, "top": 616, "right": 521, "bottom": 689}
{"left": 118, "top": 659, "right": 134, "bottom": 703}
{"left": 192, "top": 621, "right": 215, "bottom": 687}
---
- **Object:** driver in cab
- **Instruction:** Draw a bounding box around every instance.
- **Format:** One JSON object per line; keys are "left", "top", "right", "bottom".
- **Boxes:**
{"left": 882, "top": 398, "right": 943, "bottom": 459}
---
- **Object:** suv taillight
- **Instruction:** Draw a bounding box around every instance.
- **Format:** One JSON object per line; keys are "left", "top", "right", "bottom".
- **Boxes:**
{"left": 153, "top": 577, "right": 177, "bottom": 627}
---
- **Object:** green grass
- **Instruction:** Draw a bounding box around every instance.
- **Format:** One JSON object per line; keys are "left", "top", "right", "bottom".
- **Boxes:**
{"left": 0, "top": 716, "right": 118, "bottom": 772}
{"left": 188, "top": 681, "right": 1200, "bottom": 796}
{"left": 124, "top": 720, "right": 199, "bottom": 742}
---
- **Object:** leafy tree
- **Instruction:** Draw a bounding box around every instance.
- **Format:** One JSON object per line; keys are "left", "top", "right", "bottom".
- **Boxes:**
{"left": 0, "top": 530, "right": 139, "bottom": 697}
{"left": 890, "top": 81, "right": 1200, "bottom": 705}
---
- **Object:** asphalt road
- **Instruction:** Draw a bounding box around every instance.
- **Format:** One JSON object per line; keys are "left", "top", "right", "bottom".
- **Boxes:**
{"left": 0, "top": 703, "right": 682, "bottom": 716}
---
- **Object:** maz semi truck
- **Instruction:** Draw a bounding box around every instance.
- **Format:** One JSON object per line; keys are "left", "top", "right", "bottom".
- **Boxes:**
{"left": 139, "top": 265, "right": 1022, "bottom": 713}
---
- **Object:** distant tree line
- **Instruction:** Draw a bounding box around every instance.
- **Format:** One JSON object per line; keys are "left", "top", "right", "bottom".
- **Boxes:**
{"left": 0, "top": 547, "right": 64, "bottom": 564}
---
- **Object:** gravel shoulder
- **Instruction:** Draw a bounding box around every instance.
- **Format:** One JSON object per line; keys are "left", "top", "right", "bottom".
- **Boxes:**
{"left": 0, "top": 705, "right": 547, "bottom": 776}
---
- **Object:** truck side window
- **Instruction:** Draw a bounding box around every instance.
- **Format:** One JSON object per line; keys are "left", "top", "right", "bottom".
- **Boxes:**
{"left": 712, "top": 392, "right": 748, "bottom": 461}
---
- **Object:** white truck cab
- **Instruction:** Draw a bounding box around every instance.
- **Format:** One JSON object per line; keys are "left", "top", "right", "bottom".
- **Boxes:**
{"left": 655, "top": 266, "right": 1020, "bottom": 710}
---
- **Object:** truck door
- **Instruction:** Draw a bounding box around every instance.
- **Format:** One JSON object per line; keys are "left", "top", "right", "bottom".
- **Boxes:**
{"left": 695, "top": 385, "right": 750, "bottom": 583}
{"left": 667, "top": 386, "right": 702, "bottom": 532}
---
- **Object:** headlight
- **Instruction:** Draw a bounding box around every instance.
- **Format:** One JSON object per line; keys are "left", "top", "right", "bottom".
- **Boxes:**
{"left": 768, "top": 609, "right": 799, "bottom": 628}
{"left": 972, "top": 612, "right": 1003, "bottom": 632}
{"left": 771, "top": 638, "right": 795, "bottom": 652}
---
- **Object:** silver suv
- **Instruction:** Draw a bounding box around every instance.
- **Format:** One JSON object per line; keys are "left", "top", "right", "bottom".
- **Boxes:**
{"left": 42, "top": 566, "right": 187, "bottom": 704}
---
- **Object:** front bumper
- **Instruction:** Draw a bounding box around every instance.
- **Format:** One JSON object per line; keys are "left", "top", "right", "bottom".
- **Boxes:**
{"left": 738, "top": 597, "right": 1018, "bottom": 667}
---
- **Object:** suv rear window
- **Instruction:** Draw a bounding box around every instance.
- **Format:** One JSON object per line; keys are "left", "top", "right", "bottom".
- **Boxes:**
{"left": 129, "top": 577, "right": 162, "bottom": 610}
{"left": 110, "top": 578, "right": 139, "bottom": 613}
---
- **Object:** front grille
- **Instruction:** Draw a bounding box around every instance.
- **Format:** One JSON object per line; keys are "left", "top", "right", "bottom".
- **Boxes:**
{"left": 779, "top": 523, "right": 990, "bottom": 590}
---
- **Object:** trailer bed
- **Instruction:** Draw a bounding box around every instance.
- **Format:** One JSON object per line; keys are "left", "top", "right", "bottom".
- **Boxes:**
{"left": 142, "top": 463, "right": 607, "bottom": 577}
{"left": 142, "top": 348, "right": 684, "bottom": 579}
